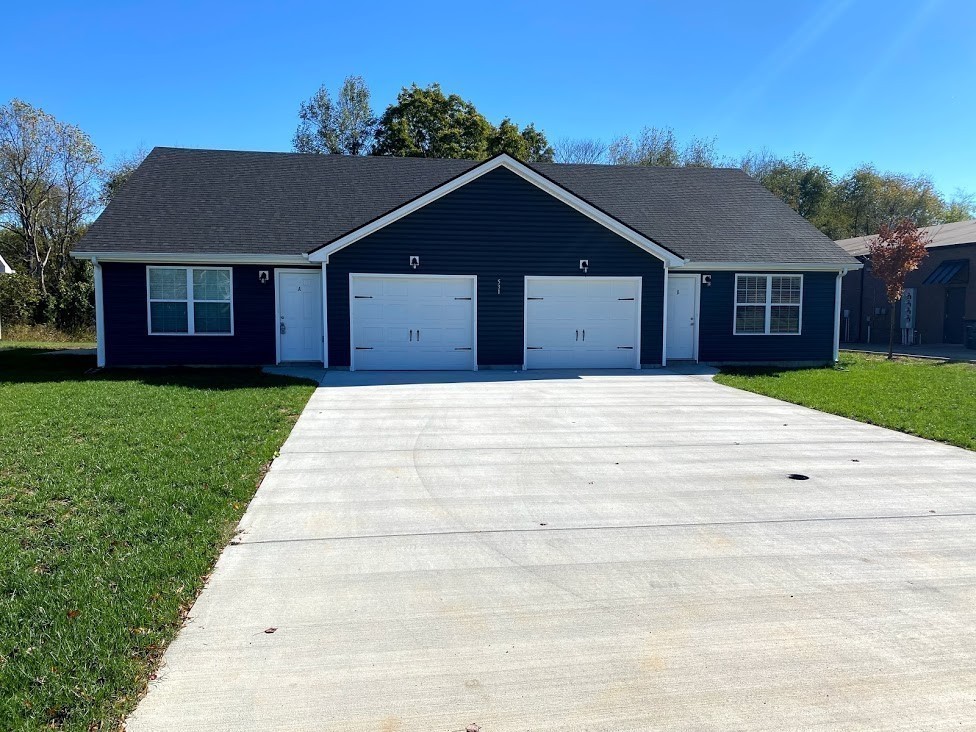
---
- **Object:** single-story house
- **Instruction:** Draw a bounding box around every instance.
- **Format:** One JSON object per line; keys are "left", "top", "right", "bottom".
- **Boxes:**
{"left": 838, "top": 220, "right": 976, "bottom": 345}
{"left": 72, "top": 148, "right": 859, "bottom": 370}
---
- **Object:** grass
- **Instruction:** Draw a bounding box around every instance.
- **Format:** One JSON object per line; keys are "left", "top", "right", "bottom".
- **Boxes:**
{"left": 0, "top": 347, "right": 316, "bottom": 731}
{"left": 715, "top": 352, "right": 976, "bottom": 451}
{"left": 0, "top": 323, "right": 95, "bottom": 345}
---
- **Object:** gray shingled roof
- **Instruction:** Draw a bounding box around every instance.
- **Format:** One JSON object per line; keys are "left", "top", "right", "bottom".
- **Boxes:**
{"left": 76, "top": 147, "right": 857, "bottom": 264}
{"left": 836, "top": 219, "right": 976, "bottom": 257}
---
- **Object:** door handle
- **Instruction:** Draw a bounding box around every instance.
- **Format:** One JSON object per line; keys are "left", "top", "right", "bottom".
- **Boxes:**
{"left": 409, "top": 329, "right": 413, "bottom": 341}
{"left": 417, "top": 329, "right": 421, "bottom": 341}
{"left": 279, "top": 322, "right": 286, "bottom": 334}
{"left": 576, "top": 329, "right": 579, "bottom": 341}
{"left": 582, "top": 329, "right": 585, "bottom": 341}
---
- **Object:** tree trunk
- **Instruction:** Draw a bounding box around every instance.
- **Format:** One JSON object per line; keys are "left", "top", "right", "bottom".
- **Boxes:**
{"left": 887, "top": 298, "right": 899, "bottom": 359}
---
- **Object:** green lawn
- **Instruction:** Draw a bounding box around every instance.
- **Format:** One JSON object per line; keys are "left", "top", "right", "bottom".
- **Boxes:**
{"left": 715, "top": 352, "right": 976, "bottom": 451}
{"left": 0, "top": 347, "right": 315, "bottom": 731}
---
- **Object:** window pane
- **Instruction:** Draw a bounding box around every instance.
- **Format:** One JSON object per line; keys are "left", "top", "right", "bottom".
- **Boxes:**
{"left": 193, "top": 302, "right": 232, "bottom": 333}
{"left": 736, "top": 276, "right": 767, "bottom": 304}
{"left": 149, "top": 268, "right": 187, "bottom": 300}
{"left": 771, "top": 276, "right": 801, "bottom": 304}
{"left": 150, "top": 302, "right": 188, "bottom": 333}
{"left": 770, "top": 305, "right": 800, "bottom": 334}
{"left": 193, "top": 269, "right": 231, "bottom": 301}
{"left": 735, "top": 305, "right": 766, "bottom": 333}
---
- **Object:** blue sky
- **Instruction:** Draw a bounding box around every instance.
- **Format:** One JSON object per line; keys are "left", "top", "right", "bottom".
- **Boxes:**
{"left": 5, "top": 0, "right": 975, "bottom": 196}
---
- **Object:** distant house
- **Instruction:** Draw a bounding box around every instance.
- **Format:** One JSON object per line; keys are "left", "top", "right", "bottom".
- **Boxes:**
{"left": 71, "top": 147, "right": 859, "bottom": 369}
{"left": 838, "top": 220, "right": 976, "bottom": 345}
{"left": 0, "top": 254, "right": 12, "bottom": 275}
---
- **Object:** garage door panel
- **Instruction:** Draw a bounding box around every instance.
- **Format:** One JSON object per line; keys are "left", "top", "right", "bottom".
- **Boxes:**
{"left": 525, "top": 277, "right": 640, "bottom": 369}
{"left": 351, "top": 276, "right": 476, "bottom": 370}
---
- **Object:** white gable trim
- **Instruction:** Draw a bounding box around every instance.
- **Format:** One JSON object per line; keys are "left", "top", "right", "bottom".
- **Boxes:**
{"left": 0, "top": 254, "right": 13, "bottom": 274}
{"left": 306, "top": 154, "right": 685, "bottom": 267}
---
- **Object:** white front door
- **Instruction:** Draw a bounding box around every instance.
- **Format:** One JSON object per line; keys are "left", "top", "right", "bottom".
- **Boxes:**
{"left": 277, "top": 270, "right": 323, "bottom": 362}
{"left": 666, "top": 275, "right": 698, "bottom": 360}
{"left": 524, "top": 277, "right": 641, "bottom": 369}
{"left": 350, "top": 275, "right": 476, "bottom": 370}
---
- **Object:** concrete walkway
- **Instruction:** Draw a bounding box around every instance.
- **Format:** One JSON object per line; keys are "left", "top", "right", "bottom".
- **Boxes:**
{"left": 127, "top": 369, "right": 976, "bottom": 731}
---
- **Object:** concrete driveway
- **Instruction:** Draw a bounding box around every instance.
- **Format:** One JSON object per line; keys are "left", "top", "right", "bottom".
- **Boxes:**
{"left": 127, "top": 369, "right": 976, "bottom": 731}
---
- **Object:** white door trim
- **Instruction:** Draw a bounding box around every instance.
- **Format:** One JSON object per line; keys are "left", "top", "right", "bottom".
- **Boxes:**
{"left": 348, "top": 273, "right": 478, "bottom": 372}
{"left": 275, "top": 268, "right": 324, "bottom": 364}
{"left": 522, "top": 275, "right": 642, "bottom": 370}
{"left": 666, "top": 273, "right": 700, "bottom": 362}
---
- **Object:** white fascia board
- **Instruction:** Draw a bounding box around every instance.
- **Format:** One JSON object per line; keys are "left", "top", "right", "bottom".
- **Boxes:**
{"left": 0, "top": 254, "right": 13, "bottom": 274}
{"left": 675, "top": 261, "right": 861, "bottom": 272}
{"left": 72, "top": 251, "right": 311, "bottom": 266}
{"left": 306, "top": 154, "right": 685, "bottom": 267}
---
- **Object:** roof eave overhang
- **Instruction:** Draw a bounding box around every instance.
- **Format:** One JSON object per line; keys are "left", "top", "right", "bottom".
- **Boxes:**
{"left": 673, "top": 260, "right": 861, "bottom": 272}
{"left": 71, "top": 251, "right": 312, "bottom": 265}
{"left": 305, "top": 154, "right": 685, "bottom": 267}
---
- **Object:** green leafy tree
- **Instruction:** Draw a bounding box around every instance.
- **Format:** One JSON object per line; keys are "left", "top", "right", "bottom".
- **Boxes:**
{"left": 372, "top": 83, "right": 494, "bottom": 159}
{"left": 101, "top": 147, "right": 148, "bottom": 204}
{"left": 486, "top": 119, "right": 554, "bottom": 162}
{"left": 293, "top": 75, "right": 376, "bottom": 155}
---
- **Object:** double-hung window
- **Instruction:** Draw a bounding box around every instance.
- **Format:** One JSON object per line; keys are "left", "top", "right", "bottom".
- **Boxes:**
{"left": 147, "top": 267, "right": 233, "bottom": 335}
{"left": 734, "top": 274, "right": 802, "bottom": 335}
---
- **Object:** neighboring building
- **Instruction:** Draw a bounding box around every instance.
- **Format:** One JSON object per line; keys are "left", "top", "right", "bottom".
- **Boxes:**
{"left": 0, "top": 255, "right": 12, "bottom": 275}
{"left": 72, "top": 148, "right": 859, "bottom": 370}
{"left": 838, "top": 220, "right": 976, "bottom": 345}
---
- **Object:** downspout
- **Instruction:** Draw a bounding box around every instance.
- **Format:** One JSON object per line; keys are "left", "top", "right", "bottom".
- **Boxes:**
{"left": 833, "top": 269, "right": 847, "bottom": 363}
{"left": 661, "top": 265, "right": 669, "bottom": 366}
{"left": 321, "top": 258, "right": 329, "bottom": 368}
{"left": 93, "top": 257, "right": 106, "bottom": 368}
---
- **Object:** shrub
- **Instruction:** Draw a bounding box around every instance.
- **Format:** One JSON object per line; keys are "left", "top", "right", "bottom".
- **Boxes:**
{"left": 0, "top": 272, "right": 43, "bottom": 325}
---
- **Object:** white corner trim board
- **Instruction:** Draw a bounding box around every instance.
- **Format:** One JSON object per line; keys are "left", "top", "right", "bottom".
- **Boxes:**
{"left": 307, "top": 154, "right": 685, "bottom": 267}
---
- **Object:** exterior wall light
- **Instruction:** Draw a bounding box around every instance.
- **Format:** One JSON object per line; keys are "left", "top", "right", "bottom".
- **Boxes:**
{"left": 580, "top": 259, "right": 589, "bottom": 274}
{"left": 410, "top": 256, "right": 420, "bottom": 269}
{"left": 258, "top": 270, "right": 269, "bottom": 284}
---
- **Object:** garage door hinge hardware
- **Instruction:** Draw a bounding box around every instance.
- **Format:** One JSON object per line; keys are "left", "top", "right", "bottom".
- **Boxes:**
{"left": 454, "top": 297, "right": 472, "bottom": 300}
{"left": 455, "top": 347, "right": 472, "bottom": 351}
{"left": 355, "top": 347, "right": 373, "bottom": 350}
{"left": 354, "top": 295, "right": 373, "bottom": 299}
{"left": 618, "top": 297, "right": 636, "bottom": 301}
{"left": 617, "top": 346, "right": 634, "bottom": 349}
{"left": 527, "top": 297, "right": 543, "bottom": 300}
{"left": 527, "top": 346, "right": 543, "bottom": 350}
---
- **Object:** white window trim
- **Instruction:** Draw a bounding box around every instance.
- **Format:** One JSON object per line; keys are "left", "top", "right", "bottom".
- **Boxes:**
{"left": 146, "top": 266, "right": 235, "bottom": 336}
{"left": 733, "top": 273, "right": 803, "bottom": 336}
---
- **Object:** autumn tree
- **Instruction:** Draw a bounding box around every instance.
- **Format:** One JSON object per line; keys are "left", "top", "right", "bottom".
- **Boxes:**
{"left": 0, "top": 99, "right": 101, "bottom": 295}
{"left": 868, "top": 219, "right": 931, "bottom": 359}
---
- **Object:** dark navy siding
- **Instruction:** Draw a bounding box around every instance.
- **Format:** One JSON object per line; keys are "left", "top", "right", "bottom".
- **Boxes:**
{"left": 102, "top": 262, "right": 288, "bottom": 366}
{"left": 326, "top": 167, "right": 666, "bottom": 367}
{"left": 694, "top": 271, "right": 837, "bottom": 362}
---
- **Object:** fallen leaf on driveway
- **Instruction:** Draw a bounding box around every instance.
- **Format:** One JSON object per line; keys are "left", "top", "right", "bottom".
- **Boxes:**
{"left": 264, "top": 627, "right": 277, "bottom": 634}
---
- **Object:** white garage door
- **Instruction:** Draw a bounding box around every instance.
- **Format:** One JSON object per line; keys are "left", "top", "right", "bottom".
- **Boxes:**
{"left": 524, "top": 277, "right": 641, "bottom": 369}
{"left": 350, "top": 275, "right": 476, "bottom": 370}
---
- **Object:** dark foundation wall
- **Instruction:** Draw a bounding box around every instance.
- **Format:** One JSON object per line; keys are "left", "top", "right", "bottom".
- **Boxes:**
{"left": 324, "top": 167, "right": 667, "bottom": 367}
{"left": 694, "top": 271, "right": 838, "bottom": 363}
{"left": 101, "top": 262, "right": 285, "bottom": 366}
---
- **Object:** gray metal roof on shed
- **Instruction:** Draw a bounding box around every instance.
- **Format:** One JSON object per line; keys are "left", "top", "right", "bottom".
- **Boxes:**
{"left": 76, "top": 147, "right": 856, "bottom": 265}
{"left": 836, "top": 219, "right": 976, "bottom": 257}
